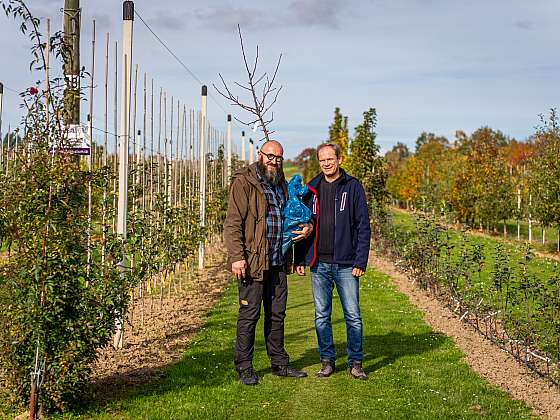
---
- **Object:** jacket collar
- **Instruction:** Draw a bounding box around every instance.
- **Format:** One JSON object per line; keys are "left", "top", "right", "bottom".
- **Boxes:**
{"left": 308, "top": 168, "right": 352, "bottom": 189}
{"left": 234, "top": 162, "right": 288, "bottom": 196}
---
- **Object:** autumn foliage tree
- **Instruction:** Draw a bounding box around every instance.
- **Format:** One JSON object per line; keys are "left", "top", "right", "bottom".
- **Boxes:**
{"left": 387, "top": 134, "right": 455, "bottom": 212}
{"left": 452, "top": 127, "right": 513, "bottom": 227}
{"left": 386, "top": 126, "right": 527, "bottom": 231}
{"left": 294, "top": 147, "right": 320, "bottom": 184}
{"left": 384, "top": 142, "right": 410, "bottom": 176}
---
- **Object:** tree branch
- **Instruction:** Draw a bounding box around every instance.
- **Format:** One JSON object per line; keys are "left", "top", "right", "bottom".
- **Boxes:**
{"left": 214, "top": 25, "right": 283, "bottom": 143}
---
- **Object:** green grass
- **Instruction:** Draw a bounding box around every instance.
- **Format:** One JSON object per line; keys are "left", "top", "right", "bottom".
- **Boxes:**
{"left": 57, "top": 269, "right": 535, "bottom": 419}
{"left": 283, "top": 162, "right": 302, "bottom": 180}
{"left": 395, "top": 208, "right": 560, "bottom": 254}
{"left": 500, "top": 220, "right": 558, "bottom": 254}
{"left": 0, "top": 399, "right": 17, "bottom": 419}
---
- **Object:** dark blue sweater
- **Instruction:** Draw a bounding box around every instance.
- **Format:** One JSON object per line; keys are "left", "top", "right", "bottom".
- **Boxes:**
{"left": 294, "top": 169, "right": 371, "bottom": 270}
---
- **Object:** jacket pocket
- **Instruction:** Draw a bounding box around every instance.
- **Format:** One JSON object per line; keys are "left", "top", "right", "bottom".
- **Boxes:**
{"left": 245, "top": 248, "right": 259, "bottom": 279}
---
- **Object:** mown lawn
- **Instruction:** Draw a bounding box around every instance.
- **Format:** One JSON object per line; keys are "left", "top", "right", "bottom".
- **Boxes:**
{"left": 393, "top": 208, "right": 560, "bottom": 253}
{"left": 59, "top": 269, "right": 536, "bottom": 419}
{"left": 502, "top": 220, "right": 559, "bottom": 252}
{"left": 470, "top": 219, "right": 558, "bottom": 254}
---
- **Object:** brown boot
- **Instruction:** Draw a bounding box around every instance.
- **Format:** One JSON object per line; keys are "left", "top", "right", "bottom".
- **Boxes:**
{"left": 349, "top": 361, "right": 368, "bottom": 380}
{"left": 316, "top": 360, "right": 335, "bottom": 378}
{"left": 271, "top": 365, "right": 308, "bottom": 378}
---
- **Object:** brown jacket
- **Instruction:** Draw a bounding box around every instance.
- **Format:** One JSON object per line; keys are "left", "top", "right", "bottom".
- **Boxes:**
{"left": 223, "top": 163, "right": 288, "bottom": 280}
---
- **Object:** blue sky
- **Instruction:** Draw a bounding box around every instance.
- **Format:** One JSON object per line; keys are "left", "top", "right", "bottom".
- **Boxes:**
{"left": 0, "top": 0, "right": 559, "bottom": 158}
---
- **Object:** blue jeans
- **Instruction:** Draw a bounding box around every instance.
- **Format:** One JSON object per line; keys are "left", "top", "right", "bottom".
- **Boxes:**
{"left": 311, "top": 262, "right": 363, "bottom": 366}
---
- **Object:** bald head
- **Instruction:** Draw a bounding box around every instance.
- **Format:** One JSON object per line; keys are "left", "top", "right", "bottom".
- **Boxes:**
{"left": 260, "top": 140, "right": 283, "bottom": 156}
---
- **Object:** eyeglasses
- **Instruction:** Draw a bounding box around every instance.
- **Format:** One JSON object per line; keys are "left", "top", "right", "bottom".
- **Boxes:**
{"left": 260, "top": 152, "right": 284, "bottom": 162}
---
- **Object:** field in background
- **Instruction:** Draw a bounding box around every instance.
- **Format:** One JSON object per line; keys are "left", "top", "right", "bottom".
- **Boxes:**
{"left": 283, "top": 161, "right": 302, "bottom": 180}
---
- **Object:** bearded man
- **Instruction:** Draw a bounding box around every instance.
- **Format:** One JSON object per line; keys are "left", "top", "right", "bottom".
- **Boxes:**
{"left": 224, "top": 140, "right": 313, "bottom": 385}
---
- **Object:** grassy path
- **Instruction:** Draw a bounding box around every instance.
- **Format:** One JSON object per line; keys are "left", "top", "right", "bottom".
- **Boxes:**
{"left": 64, "top": 270, "right": 535, "bottom": 419}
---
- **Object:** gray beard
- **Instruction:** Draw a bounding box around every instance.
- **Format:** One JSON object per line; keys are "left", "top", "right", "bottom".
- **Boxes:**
{"left": 257, "top": 160, "right": 282, "bottom": 186}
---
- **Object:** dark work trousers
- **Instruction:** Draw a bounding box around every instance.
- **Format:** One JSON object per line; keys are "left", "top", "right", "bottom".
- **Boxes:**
{"left": 234, "top": 266, "right": 290, "bottom": 371}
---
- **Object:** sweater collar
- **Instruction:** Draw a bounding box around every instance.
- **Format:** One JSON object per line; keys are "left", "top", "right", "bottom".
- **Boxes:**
{"left": 308, "top": 168, "right": 351, "bottom": 189}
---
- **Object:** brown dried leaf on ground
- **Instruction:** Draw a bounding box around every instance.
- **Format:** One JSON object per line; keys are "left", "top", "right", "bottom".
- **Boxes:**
{"left": 370, "top": 252, "right": 560, "bottom": 420}
{"left": 89, "top": 243, "right": 232, "bottom": 403}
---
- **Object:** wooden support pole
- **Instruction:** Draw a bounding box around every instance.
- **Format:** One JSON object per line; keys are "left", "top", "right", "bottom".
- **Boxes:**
{"left": 63, "top": 0, "right": 81, "bottom": 127}
{"left": 113, "top": 40, "right": 118, "bottom": 234}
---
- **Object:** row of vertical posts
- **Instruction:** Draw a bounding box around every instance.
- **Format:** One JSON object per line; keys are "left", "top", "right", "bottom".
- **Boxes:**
{"left": 0, "top": 1, "right": 258, "bottom": 275}
{"left": 110, "top": 2, "right": 255, "bottom": 273}
{"left": 0, "top": 2, "right": 255, "bottom": 417}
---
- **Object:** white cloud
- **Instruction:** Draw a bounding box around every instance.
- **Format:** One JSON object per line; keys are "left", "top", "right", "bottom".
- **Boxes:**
{"left": 1, "top": 0, "right": 559, "bottom": 158}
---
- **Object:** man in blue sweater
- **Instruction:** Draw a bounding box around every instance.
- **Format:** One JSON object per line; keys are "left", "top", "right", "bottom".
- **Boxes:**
{"left": 295, "top": 142, "right": 371, "bottom": 380}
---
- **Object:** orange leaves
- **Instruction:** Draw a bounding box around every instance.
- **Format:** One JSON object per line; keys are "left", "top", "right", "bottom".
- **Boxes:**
{"left": 386, "top": 127, "right": 517, "bottom": 223}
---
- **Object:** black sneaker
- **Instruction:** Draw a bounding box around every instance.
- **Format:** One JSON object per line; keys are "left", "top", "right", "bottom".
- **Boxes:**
{"left": 349, "top": 361, "right": 368, "bottom": 380}
{"left": 271, "top": 365, "right": 308, "bottom": 378}
{"left": 237, "top": 366, "right": 259, "bottom": 385}
{"left": 316, "top": 359, "right": 335, "bottom": 378}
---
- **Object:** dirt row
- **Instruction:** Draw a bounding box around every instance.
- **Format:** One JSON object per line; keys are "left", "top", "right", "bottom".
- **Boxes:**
{"left": 370, "top": 252, "right": 560, "bottom": 420}
{"left": 89, "top": 244, "right": 232, "bottom": 403}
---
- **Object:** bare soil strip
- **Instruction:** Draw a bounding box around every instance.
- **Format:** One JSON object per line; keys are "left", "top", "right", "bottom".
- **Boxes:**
{"left": 370, "top": 252, "right": 560, "bottom": 420}
{"left": 89, "top": 244, "right": 232, "bottom": 403}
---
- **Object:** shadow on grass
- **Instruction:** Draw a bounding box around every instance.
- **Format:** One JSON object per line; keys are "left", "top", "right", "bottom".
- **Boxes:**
{"left": 78, "top": 329, "right": 447, "bottom": 416}
{"left": 286, "top": 300, "right": 315, "bottom": 311}
{"left": 286, "top": 330, "right": 448, "bottom": 373}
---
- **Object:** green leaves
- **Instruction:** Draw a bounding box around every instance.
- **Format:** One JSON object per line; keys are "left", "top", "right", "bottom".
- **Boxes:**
{"left": 528, "top": 110, "right": 560, "bottom": 229}
{"left": 346, "top": 108, "right": 387, "bottom": 230}
{"left": 0, "top": 154, "right": 131, "bottom": 410}
{"left": 328, "top": 107, "right": 349, "bottom": 162}
{"left": 381, "top": 211, "right": 560, "bottom": 380}
{"left": 0, "top": 1, "right": 230, "bottom": 413}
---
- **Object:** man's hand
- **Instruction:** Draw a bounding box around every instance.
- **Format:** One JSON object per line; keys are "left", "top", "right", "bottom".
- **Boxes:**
{"left": 352, "top": 267, "right": 365, "bottom": 277}
{"left": 295, "top": 266, "right": 306, "bottom": 276}
{"left": 292, "top": 222, "right": 313, "bottom": 243}
{"left": 232, "top": 259, "right": 247, "bottom": 280}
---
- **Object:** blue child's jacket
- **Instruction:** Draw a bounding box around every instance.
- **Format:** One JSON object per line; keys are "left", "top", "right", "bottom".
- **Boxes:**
{"left": 294, "top": 169, "right": 371, "bottom": 270}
